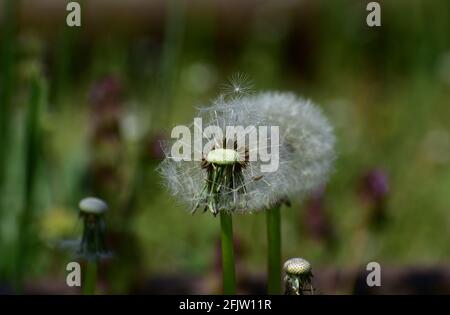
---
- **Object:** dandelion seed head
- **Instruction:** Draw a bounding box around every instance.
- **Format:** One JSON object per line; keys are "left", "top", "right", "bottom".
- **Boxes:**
{"left": 270, "top": 92, "right": 334, "bottom": 193}
{"left": 210, "top": 91, "right": 336, "bottom": 200}
{"left": 158, "top": 90, "right": 335, "bottom": 214}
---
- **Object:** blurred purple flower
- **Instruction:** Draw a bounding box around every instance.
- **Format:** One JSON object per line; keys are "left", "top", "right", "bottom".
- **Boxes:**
{"left": 89, "top": 75, "right": 123, "bottom": 107}
{"left": 359, "top": 168, "right": 390, "bottom": 228}
{"left": 360, "top": 169, "right": 389, "bottom": 202}
{"left": 88, "top": 75, "right": 124, "bottom": 144}
{"left": 304, "top": 186, "right": 334, "bottom": 244}
{"left": 146, "top": 133, "right": 167, "bottom": 161}
{"left": 87, "top": 75, "right": 125, "bottom": 202}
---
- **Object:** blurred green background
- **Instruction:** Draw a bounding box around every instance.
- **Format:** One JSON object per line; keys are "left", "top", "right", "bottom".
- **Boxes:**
{"left": 0, "top": 0, "right": 449, "bottom": 294}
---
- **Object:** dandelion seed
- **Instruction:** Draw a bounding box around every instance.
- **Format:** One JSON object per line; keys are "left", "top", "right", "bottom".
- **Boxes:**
{"left": 220, "top": 72, "right": 254, "bottom": 98}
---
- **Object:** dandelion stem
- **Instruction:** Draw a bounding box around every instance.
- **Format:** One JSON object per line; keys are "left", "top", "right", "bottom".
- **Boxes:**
{"left": 267, "top": 205, "right": 281, "bottom": 294}
{"left": 83, "top": 261, "right": 98, "bottom": 295}
{"left": 220, "top": 211, "right": 236, "bottom": 294}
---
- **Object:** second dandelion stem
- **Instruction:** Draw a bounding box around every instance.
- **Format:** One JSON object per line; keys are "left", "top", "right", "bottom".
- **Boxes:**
{"left": 83, "top": 261, "right": 98, "bottom": 295}
{"left": 267, "top": 205, "right": 281, "bottom": 294}
{"left": 220, "top": 211, "right": 236, "bottom": 294}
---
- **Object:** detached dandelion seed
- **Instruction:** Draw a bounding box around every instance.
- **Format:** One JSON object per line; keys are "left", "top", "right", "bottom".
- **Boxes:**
{"left": 220, "top": 72, "right": 254, "bottom": 98}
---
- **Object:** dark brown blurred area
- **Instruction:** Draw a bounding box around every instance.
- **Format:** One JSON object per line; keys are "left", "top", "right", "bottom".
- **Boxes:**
{"left": 2, "top": 0, "right": 300, "bottom": 36}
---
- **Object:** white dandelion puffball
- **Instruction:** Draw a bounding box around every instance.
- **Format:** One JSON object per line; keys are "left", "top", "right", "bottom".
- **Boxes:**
{"left": 158, "top": 91, "right": 335, "bottom": 215}
{"left": 246, "top": 91, "right": 335, "bottom": 196}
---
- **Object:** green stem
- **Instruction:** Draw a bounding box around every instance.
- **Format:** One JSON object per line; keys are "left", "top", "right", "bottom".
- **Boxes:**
{"left": 157, "top": 0, "right": 185, "bottom": 127}
{"left": 14, "top": 74, "right": 45, "bottom": 291}
{"left": 0, "top": 3, "right": 17, "bottom": 272}
{"left": 220, "top": 211, "right": 236, "bottom": 294}
{"left": 266, "top": 206, "right": 281, "bottom": 294}
{"left": 83, "top": 262, "right": 98, "bottom": 295}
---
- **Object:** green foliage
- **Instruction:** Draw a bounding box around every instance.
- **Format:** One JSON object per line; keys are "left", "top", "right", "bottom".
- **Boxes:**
{"left": 0, "top": 0, "right": 449, "bottom": 292}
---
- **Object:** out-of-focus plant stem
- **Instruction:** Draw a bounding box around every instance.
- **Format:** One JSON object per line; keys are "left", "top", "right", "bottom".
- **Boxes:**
{"left": 0, "top": 0, "right": 17, "bottom": 211}
{"left": 0, "top": 0, "right": 18, "bottom": 279}
{"left": 53, "top": 32, "right": 72, "bottom": 106}
{"left": 83, "top": 261, "right": 98, "bottom": 295}
{"left": 53, "top": 0, "right": 84, "bottom": 107}
{"left": 220, "top": 211, "right": 236, "bottom": 294}
{"left": 14, "top": 74, "right": 46, "bottom": 290}
{"left": 156, "top": 0, "right": 185, "bottom": 128}
{"left": 266, "top": 205, "right": 282, "bottom": 294}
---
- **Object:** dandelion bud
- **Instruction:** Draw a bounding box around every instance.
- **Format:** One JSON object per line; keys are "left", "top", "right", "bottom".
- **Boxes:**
{"left": 77, "top": 197, "right": 110, "bottom": 262}
{"left": 283, "top": 258, "right": 314, "bottom": 295}
{"left": 79, "top": 197, "right": 108, "bottom": 215}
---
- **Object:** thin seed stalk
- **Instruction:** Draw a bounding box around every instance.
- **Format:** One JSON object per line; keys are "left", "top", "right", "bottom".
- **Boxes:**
{"left": 220, "top": 211, "right": 236, "bottom": 294}
{"left": 267, "top": 205, "right": 281, "bottom": 294}
{"left": 83, "top": 261, "right": 98, "bottom": 295}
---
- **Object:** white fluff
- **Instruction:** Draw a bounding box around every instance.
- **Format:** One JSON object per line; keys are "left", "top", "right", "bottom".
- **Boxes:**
{"left": 247, "top": 92, "right": 336, "bottom": 197}
{"left": 158, "top": 91, "right": 335, "bottom": 214}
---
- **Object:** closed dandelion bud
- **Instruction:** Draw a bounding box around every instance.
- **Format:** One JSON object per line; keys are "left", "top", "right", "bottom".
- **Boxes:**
{"left": 79, "top": 197, "right": 108, "bottom": 215}
{"left": 77, "top": 197, "right": 111, "bottom": 262}
{"left": 283, "top": 258, "right": 314, "bottom": 295}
